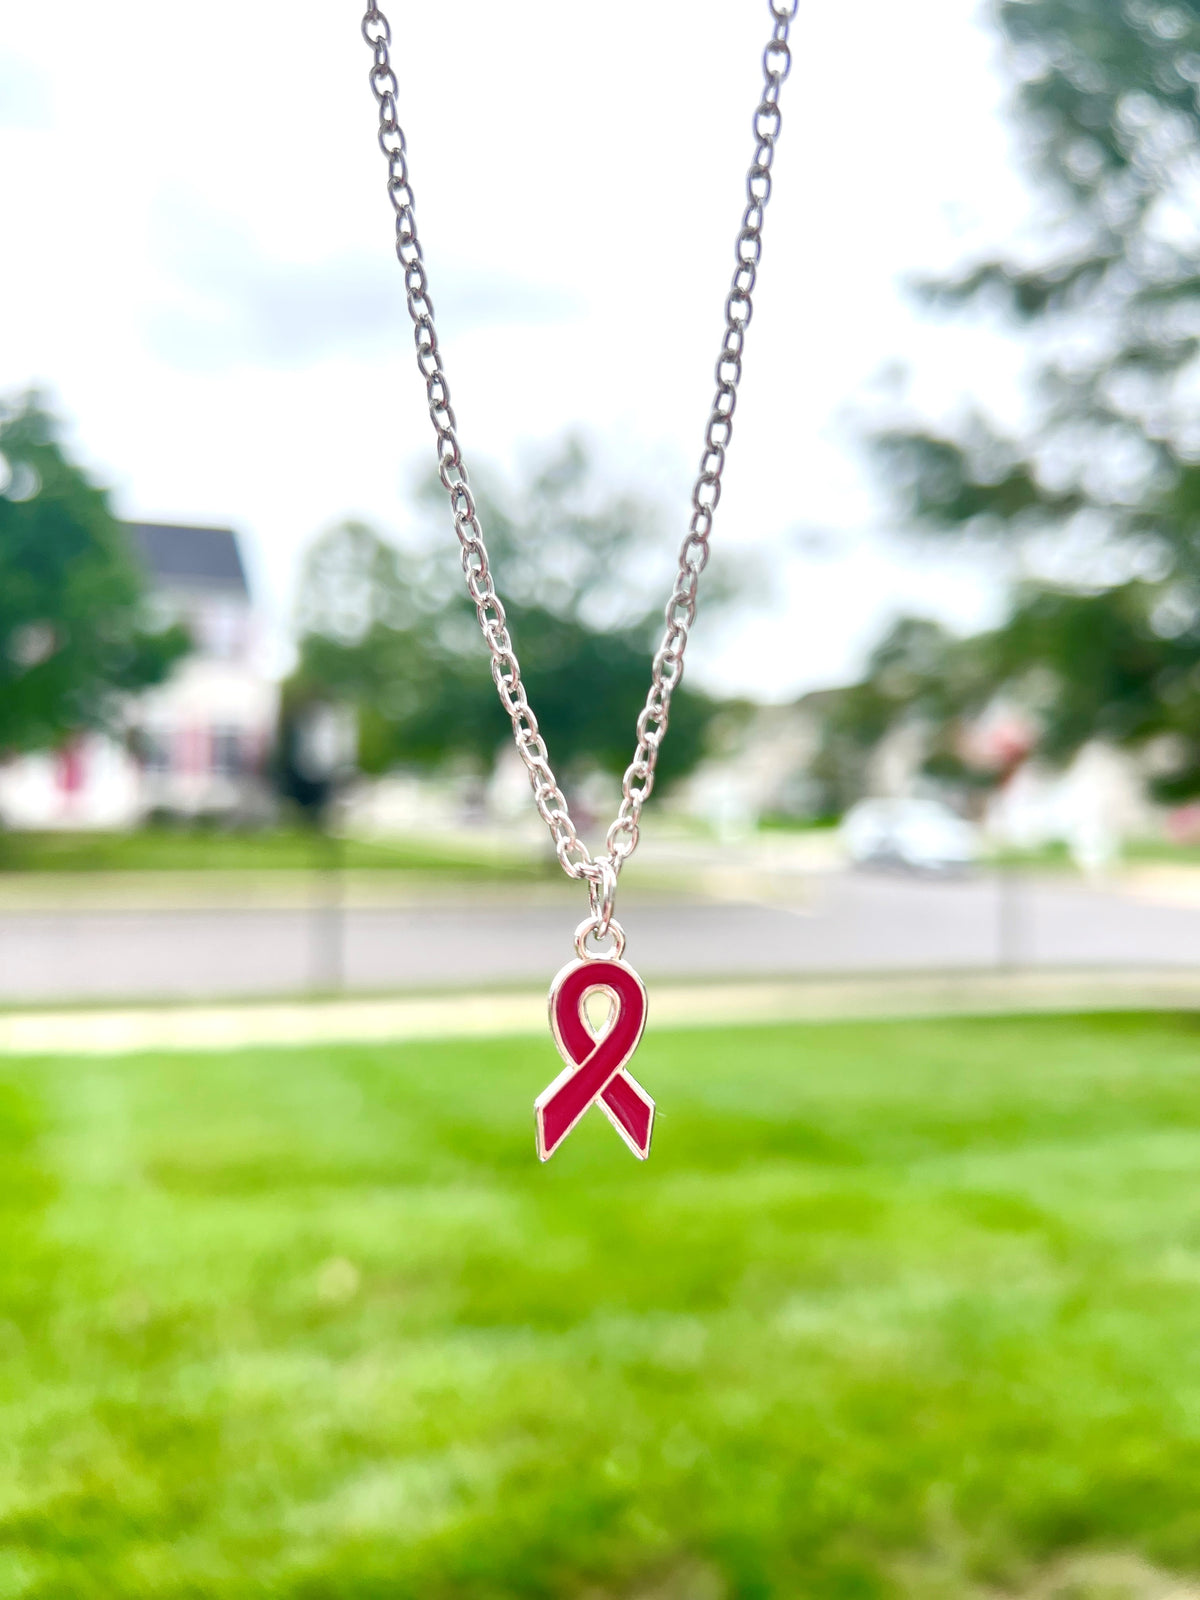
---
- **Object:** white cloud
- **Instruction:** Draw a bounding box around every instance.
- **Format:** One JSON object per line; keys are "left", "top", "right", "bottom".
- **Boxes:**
{"left": 1, "top": 0, "right": 1030, "bottom": 697}
{"left": 0, "top": 55, "right": 53, "bottom": 129}
{"left": 144, "top": 192, "right": 584, "bottom": 370}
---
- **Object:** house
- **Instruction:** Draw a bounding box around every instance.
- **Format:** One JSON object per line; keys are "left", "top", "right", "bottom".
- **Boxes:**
{"left": 985, "top": 741, "right": 1159, "bottom": 868}
{"left": 673, "top": 696, "right": 833, "bottom": 837}
{"left": 0, "top": 523, "right": 278, "bottom": 830}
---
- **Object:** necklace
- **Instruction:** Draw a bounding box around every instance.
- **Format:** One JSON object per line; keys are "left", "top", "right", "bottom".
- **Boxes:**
{"left": 359, "top": 1, "right": 795, "bottom": 1160}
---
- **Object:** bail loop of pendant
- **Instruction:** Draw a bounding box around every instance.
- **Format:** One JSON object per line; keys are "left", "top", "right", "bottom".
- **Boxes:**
{"left": 587, "top": 856, "right": 619, "bottom": 940}
{"left": 574, "top": 914, "right": 626, "bottom": 963}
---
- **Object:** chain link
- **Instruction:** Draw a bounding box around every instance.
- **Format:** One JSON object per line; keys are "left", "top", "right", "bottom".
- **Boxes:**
{"left": 360, "top": 1, "right": 795, "bottom": 894}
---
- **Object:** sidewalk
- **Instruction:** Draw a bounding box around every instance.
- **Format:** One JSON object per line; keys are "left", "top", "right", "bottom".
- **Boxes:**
{"left": 3, "top": 968, "right": 1200, "bottom": 1055}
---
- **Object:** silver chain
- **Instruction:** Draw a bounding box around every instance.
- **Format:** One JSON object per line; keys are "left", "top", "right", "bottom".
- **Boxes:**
{"left": 360, "top": 1, "right": 795, "bottom": 922}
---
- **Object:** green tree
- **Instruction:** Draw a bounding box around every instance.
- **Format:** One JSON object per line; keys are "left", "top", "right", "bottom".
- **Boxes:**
{"left": 0, "top": 396, "right": 188, "bottom": 757}
{"left": 852, "top": 0, "right": 1200, "bottom": 798}
{"left": 814, "top": 586, "right": 1182, "bottom": 810}
{"left": 289, "top": 441, "right": 725, "bottom": 794}
{"left": 811, "top": 618, "right": 982, "bottom": 811}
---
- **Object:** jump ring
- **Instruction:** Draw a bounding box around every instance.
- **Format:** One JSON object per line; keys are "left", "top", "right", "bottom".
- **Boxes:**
{"left": 587, "top": 857, "right": 618, "bottom": 939}
{"left": 574, "top": 916, "right": 626, "bottom": 963}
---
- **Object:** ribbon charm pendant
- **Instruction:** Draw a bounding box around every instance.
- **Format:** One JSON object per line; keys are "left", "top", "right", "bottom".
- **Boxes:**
{"left": 535, "top": 928, "right": 653, "bottom": 1162}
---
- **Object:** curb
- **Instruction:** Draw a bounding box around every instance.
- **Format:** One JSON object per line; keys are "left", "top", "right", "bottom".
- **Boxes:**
{"left": 2, "top": 968, "right": 1200, "bottom": 1055}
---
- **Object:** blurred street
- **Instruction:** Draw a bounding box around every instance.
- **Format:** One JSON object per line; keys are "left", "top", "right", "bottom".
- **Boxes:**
{"left": 5, "top": 866, "right": 1200, "bottom": 1003}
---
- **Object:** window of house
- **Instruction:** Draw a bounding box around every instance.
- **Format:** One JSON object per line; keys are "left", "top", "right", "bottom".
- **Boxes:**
{"left": 210, "top": 727, "right": 243, "bottom": 776}
{"left": 199, "top": 601, "right": 246, "bottom": 660}
{"left": 140, "top": 730, "right": 172, "bottom": 772}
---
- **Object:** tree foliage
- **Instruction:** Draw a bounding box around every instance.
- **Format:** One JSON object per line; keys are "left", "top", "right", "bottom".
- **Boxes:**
{"left": 815, "top": 584, "right": 1200, "bottom": 809}
{"left": 854, "top": 0, "right": 1200, "bottom": 799}
{"left": 0, "top": 396, "right": 189, "bottom": 758}
{"left": 290, "top": 441, "right": 722, "bottom": 792}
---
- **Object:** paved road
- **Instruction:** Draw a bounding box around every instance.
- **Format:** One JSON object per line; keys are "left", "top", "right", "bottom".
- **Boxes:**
{"left": 3, "top": 870, "right": 1200, "bottom": 1003}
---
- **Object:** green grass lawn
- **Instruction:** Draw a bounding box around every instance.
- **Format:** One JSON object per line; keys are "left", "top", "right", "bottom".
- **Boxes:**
{"left": 0, "top": 828, "right": 551, "bottom": 880}
{"left": 5, "top": 1014, "right": 1200, "bottom": 1598}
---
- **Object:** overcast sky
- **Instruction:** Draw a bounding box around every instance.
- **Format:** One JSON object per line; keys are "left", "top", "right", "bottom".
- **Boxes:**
{"left": 2, "top": 1, "right": 1031, "bottom": 700}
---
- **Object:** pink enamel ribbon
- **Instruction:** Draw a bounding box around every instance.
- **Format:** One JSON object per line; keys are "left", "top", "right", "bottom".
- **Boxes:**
{"left": 535, "top": 958, "right": 654, "bottom": 1161}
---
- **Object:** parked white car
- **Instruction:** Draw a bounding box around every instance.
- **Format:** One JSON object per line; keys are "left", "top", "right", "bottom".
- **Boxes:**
{"left": 840, "top": 798, "right": 979, "bottom": 874}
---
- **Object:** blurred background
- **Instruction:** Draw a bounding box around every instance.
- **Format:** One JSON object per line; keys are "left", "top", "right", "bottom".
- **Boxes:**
{"left": 9, "top": 3, "right": 1200, "bottom": 1598}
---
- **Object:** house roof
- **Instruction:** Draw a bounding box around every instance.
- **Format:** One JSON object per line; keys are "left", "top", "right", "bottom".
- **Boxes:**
{"left": 125, "top": 522, "right": 249, "bottom": 598}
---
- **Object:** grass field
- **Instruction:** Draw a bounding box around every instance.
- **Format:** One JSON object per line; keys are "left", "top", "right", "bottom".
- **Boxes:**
{"left": 5, "top": 1013, "right": 1200, "bottom": 1598}
{"left": 0, "top": 828, "right": 551, "bottom": 880}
